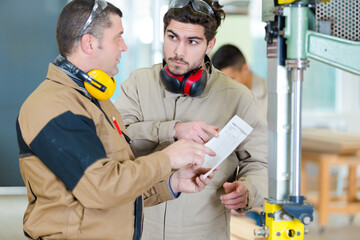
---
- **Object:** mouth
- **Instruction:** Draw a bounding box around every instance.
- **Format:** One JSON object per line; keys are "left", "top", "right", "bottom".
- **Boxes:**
{"left": 169, "top": 59, "right": 187, "bottom": 67}
{"left": 173, "top": 61, "right": 185, "bottom": 66}
{"left": 168, "top": 57, "right": 188, "bottom": 67}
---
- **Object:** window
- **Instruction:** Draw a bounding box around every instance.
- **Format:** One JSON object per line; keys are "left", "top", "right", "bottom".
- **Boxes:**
{"left": 109, "top": 0, "right": 169, "bottom": 101}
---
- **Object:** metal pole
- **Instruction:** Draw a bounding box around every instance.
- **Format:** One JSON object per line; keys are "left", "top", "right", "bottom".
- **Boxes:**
{"left": 286, "top": 61, "right": 307, "bottom": 198}
{"left": 292, "top": 69, "right": 302, "bottom": 197}
{"left": 284, "top": 1, "right": 309, "bottom": 202}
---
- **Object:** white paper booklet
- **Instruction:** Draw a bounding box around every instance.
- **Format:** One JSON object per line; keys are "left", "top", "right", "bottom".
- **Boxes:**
{"left": 202, "top": 115, "right": 253, "bottom": 178}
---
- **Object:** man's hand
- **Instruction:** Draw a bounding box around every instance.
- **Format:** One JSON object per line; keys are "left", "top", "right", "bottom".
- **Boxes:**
{"left": 170, "top": 165, "right": 216, "bottom": 194}
{"left": 174, "top": 121, "right": 219, "bottom": 143}
{"left": 220, "top": 181, "right": 248, "bottom": 210}
{"left": 161, "top": 139, "right": 216, "bottom": 169}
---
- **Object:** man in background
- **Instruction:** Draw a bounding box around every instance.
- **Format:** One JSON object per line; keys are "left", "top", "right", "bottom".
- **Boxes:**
{"left": 212, "top": 44, "right": 268, "bottom": 117}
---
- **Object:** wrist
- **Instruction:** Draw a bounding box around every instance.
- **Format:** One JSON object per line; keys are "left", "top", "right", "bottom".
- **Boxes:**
{"left": 173, "top": 123, "right": 179, "bottom": 140}
{"left": 169, "top": 171, "right": 179, "bottom": 194}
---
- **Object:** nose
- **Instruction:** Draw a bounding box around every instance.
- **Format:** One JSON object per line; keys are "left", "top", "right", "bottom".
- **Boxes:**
{"left": 174, "top": 41, "right": 185, "bottom": 57}
{"left": 120, "top": 38, "right": 128, "bottom": 53}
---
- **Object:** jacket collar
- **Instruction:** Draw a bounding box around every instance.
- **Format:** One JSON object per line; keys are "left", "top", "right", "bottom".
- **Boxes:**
{"left": 47, "top": 63, "right": 92, "bottom": 99}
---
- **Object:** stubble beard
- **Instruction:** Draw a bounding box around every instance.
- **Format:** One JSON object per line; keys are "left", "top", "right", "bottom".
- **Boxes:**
{"left": 167, "top": 55, "right": 203, "bottom": 76}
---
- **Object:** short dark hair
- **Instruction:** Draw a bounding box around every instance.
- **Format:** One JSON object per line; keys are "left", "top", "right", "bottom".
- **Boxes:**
{"left": 163, "top": 0, "right": 225, "bottom": 42}
{"left": 56, "top": 0, "right": 122, "bottom": 57}
{"left": 212, "top": 44, "right": 246, "bottom": 70}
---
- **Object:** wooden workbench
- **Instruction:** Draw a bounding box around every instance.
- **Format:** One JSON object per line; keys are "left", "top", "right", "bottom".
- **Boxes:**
{"left": 301, "top": 129, "right": 360, "bottom": 228}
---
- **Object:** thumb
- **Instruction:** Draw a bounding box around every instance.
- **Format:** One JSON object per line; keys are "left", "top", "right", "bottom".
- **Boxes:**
{"left": 223, "top": 182, "right": 235, "bottom": 194}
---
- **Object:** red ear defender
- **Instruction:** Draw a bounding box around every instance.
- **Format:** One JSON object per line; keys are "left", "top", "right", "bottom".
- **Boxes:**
{"left": 160, "top": 65, "right": 207, "bottom": 97}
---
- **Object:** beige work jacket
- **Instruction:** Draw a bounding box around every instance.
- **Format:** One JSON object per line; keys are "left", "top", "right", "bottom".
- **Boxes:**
{"left": 115, "top": 64, "right": 268, "bottom": 240}
{"left": 251, "top": 73, "right": 268, "bottom": 118}
{"left": 17, "top": 64, "right": 174, "bottom": 240}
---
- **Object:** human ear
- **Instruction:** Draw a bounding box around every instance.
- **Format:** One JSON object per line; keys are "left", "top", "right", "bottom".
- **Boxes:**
{"left": 79, "top": 34, "right": 96, "bottom": 55}
{"left": 206, "top": 38, "right": 216, "bottom": 55}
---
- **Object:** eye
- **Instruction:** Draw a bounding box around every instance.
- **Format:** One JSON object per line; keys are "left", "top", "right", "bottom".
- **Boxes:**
{"left": 116, "top": 34, "right": 123, "bottom": 42}
{"left": 190, "top": 40, "right": 198, "bottom": 45}
{"left": 169, "top": 34, "right": 177, "bottom": 40}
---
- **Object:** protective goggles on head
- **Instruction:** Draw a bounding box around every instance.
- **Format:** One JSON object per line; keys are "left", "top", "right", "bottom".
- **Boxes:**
{"left": 169, "top": 0, "right": 214, "bottom": 18}
{"left": 78, "top": 0, "right": 108, "bottom": 41}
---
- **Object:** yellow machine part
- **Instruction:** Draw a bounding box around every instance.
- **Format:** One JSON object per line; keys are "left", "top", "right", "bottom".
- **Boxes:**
{"left": 265, "top": 201, "right": 304, "bottom": 240}
{"left": 277, "top": 0, "right": 330, "bottom": 5}
{"left": 277, "top": 0, "right": 298, "bottom": 4}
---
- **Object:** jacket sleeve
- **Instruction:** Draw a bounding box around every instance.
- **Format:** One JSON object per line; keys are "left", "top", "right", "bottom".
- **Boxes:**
{"left": 114, "top": 73, "right": 178, "bottom": 157}
{"left": 235, "top": 94, "right": 268, "bottom": 212}
{"left": 142, "top": 172, "right": 175, "bottom": 207}
{"left": 20, "top": 109, "right": 172, "bottom": 210}
{"left": 73, "top": 152, "right": 173, "bottom": 209}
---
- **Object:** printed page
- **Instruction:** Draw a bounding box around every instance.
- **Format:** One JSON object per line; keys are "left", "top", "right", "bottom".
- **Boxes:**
{"left": 202, "top": 115, "right": 253, "bottom": 178}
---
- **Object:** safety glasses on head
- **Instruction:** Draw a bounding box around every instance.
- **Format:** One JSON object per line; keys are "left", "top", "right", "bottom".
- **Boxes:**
{"left": 169, "top": 0, "right": 214, "bottom": 18}
{"left": 78, "top": 0, "right": 108, "bottom": 42}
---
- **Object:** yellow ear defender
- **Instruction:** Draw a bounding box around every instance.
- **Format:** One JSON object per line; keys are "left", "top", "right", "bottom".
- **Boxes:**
{"left": 86, "top": 69, "right": 116, "bottom": 101}
{"left": 54, "top": 55, "right": 116, "bottom": 101}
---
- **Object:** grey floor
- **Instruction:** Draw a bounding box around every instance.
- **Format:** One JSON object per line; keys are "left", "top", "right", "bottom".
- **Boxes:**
{"left": 0, "top": 195, "right": 28, "bottom": 240}
{"left": 306, "top": 211, "right": 360, "bottom": 240}
{"left": 1, "top": 194, "right": 360, "bottom": 240}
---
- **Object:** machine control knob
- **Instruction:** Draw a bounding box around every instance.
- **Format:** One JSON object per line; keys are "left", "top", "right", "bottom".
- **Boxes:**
{"left": 302, "top": 215, "right": 312, "bottom": 225}
{"left": 254, "top": 227, "right": 269, "bottom": 237}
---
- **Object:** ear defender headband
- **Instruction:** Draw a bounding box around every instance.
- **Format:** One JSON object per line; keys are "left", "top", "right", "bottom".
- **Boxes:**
{"left": 160, "top": 64, "right": 208, "bottom": 97}
{"left": 54, "top": 55, "right": 116, "bottom": 101}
